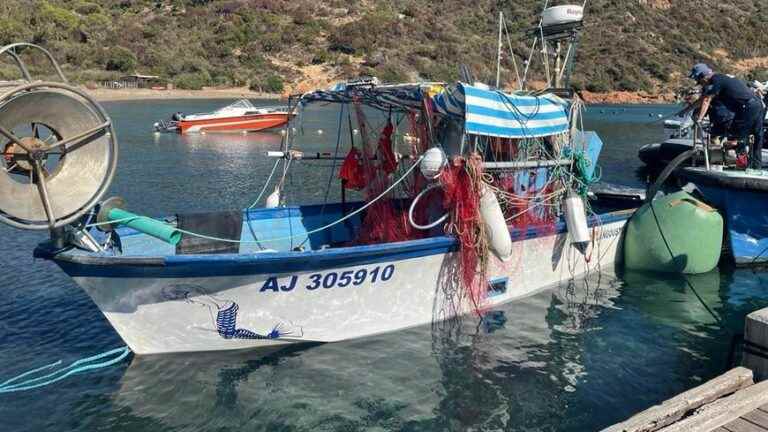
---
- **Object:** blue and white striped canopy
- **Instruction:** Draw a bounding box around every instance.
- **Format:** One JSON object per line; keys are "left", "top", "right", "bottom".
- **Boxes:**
{"left": 433, "top": 83, "right": 570, "bottom": 138}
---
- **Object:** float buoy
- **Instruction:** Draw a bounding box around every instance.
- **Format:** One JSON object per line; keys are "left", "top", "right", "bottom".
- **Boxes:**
{"left": 624, "top": 191, "right": 723, "bottom": 274}
{"left": 420, "top": 147, "right": 447, "bottom": 180}
{"left": 480, "top": 186, "right": 512, "bottom": 261}
{"left": 265, "top": 188, "right": 281, "bottom": 208}
{"left": 564, "top": 191, "right": 590, "bottom": 255}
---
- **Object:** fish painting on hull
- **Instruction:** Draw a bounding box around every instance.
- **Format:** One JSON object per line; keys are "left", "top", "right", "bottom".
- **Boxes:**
{"left": 162, "top": 284, "right": 304, "bottom": 341}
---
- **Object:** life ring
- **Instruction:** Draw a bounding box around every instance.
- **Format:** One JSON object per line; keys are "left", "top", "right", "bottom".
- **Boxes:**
{"left": 408, "top": 183, "right": 449, "bottom": 230}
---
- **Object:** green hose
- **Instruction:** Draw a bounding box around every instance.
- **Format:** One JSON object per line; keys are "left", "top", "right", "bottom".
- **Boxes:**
{"left": 107, "top": 208, "right": 182, "bottom": 245}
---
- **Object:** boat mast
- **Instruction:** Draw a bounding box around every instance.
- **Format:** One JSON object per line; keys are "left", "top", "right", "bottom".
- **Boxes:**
{"left": 496, "top": 11, "right": 503, "bottom": 89}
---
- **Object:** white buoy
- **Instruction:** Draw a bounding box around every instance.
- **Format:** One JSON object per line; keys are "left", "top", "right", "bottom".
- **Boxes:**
{"left": 564, "top": 191, "right": 590, "bottom": 255}
{"left": 480, "top": 186, "right": 512, "bottom": 261}
{"left": 265, "top": 188, "right": 281, "bottom": 208}
{"left": 420, "top": 147, "right": 447, "bottom": 180}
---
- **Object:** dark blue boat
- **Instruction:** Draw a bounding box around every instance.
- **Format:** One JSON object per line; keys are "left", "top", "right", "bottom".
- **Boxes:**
{"left": 677, "top": 167, "right": 768, "bottom": 266}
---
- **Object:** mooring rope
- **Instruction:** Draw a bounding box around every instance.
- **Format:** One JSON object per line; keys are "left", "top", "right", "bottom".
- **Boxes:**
{"left": 647, "top": 199, "right": 723, "bottom": 326}
{"left": 0, "top": 346, "right": 131, "bottom": 393}
{"left": 86, "top": 156, "right": 424, "bottom": 245}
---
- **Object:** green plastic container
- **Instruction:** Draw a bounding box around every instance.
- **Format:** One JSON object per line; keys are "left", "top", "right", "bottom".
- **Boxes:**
{"left": 108, "top": 208, "right": 182, "bottom": 246}
{"left": 624, "top": 191, "right": 723, "bottom": 274}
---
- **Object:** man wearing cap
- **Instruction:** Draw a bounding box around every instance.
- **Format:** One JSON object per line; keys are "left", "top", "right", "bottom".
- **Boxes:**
{"left": 685, "top": 63, "right": 764, "bottom": 169}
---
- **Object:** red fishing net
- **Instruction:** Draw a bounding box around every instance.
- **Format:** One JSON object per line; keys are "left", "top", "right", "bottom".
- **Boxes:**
{"left": 439, "top": 154, "right": 488, "bottom": 308}
{"left": 377, "top": 120, "right": 398, "bottom": 174}
{"left": 352, "top": 101, "right": 419, "bottom": 245}
{"left": 338, "top": 147, "right": 366, "bottom": 190}
{"left": 343, "top": 99, "right": 565, "bottom": 314}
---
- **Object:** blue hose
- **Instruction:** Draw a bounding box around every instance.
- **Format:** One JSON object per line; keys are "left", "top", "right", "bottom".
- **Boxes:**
{"left": 0, "top": 346, "right": 131, "bottom": 393}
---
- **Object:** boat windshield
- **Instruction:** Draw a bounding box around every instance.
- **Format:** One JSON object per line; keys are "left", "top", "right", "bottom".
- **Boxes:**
{"left": 217, "top": 99, "right": 256, "bottom": 113}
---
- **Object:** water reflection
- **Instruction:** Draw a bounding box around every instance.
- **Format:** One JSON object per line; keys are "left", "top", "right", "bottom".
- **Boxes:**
{"left": 7, "top": 100, "right": 768, "bottom": 432}
{"left": 621, "top": 270, "right": 723, "bottom": 334}
{"left": 108, "top": 275, "right": 624, "bottom": 431}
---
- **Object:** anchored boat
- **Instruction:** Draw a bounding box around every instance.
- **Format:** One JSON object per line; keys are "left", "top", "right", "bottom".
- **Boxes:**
{"left": 676, "top": 167, "right": 768, "bottom": 266}
{"left": 0, "top": 6, "right": 635, "bottom": 355}
{"left": 154, "top": 99, "right": 292, "bottom": 134}
{"left": 638, "top": 113, "right": 768, "bottom": 169}
{"left": 26, "top": 80, "right": 633, "bottom": 355}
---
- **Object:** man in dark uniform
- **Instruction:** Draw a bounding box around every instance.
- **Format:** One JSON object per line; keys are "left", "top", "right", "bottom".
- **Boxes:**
{"left": 686, "top": 64, "right": 764, "bottom": 169}
{"left": 698, "top": 98, "right": 734, "bottom": 144}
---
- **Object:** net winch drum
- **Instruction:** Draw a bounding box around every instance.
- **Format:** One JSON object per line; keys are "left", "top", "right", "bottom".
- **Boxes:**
{"left": 0, "top": 43, "right": 118, "bottom": 231}
{"left": 541, "top": 5, "right": 584, "bottom": 27}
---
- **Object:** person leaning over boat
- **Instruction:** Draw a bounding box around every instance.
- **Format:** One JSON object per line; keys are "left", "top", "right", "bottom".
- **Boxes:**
{"left": 678, "top": 82, "right": 734, "bottom": 150}
{"left": 697, "top": 98, "right": 734, "bottom": 146}
{"left": 683, "top": 64, "right": 764, "bottom": 169}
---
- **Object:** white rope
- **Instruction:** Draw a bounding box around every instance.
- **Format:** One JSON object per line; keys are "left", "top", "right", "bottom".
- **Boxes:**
{"left": 87, "top": 156, "right": 425, "bottom": 245}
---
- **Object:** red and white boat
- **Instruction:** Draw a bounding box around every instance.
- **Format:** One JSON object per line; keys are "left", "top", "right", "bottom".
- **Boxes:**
{"left": 154, "top": 99, "right": 291, "bottom": 134}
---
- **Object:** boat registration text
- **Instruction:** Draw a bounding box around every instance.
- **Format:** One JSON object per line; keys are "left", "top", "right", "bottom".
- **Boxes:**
{"left": 260, "top": 265, "right": 396, "bottom": 293}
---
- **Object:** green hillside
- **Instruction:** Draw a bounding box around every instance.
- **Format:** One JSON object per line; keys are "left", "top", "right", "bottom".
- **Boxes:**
{"left": 1, "top": 0, "right": 767, "bottom": 94}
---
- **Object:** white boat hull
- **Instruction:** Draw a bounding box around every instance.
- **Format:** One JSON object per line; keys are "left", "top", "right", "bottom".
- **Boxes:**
{"left": 64, "top": 216, "right": 627, "bottom": 355}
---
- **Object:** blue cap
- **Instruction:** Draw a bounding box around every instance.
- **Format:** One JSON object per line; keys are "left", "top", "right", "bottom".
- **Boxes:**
{"left": 689, "top": 63, "right": 712, "bottom": 80}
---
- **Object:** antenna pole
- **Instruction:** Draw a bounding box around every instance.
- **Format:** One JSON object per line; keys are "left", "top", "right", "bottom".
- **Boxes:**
{"left": 496, "top": 11, "right": 503, "bottom": 89}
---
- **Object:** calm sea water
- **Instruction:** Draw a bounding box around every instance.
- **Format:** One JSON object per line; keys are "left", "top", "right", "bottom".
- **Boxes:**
{"left": 1, "top": 100, "right": 767, "bottom": 432}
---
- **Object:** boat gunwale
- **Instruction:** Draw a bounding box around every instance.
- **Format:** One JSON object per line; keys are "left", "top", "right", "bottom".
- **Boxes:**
{"left": 47, "top": 208, "right": 633, "bottom": 278}
{"left": 678, "top": 167, "right": 768, "bottom": 192}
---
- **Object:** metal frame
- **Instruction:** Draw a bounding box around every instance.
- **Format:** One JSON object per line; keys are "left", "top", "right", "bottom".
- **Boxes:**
{"left": 0, "top": 43, "right": 68, "bottom": 84}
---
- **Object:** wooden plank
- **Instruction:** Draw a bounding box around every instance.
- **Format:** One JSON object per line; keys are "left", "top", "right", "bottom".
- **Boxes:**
{"left": 745, "top": 308, "right": 768, "bottom": 382}
{"left": 742, "top": 409, "right": 768, "bottom": 429}
{"left": 712, "top": 428, "right": 731, "bottom": 432}
{"left": 722, "top": 417, "right": 766, "bottom": 432}
{"left": 659, "top": 380, "right": 768, "bottom": 432}
{"left": 758, "top": 403, "right": 768, "bottom": 414}
{"left": 601, "top": 367, "right": 754, "bottom": 432}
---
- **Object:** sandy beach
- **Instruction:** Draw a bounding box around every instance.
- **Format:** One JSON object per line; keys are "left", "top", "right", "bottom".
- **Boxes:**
{"left": 80, "top": 85, "right": 675, "bottom": 105}
{"left": 85, "top": 86, "right": 284, "bottom": 102}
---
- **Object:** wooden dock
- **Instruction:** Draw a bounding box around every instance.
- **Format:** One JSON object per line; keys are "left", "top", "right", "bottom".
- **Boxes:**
{"left": 714, "top": 404, "right": 768, "bottom": 432}
{"left": 602, "top": 367, "right": 768, "bottom": 432}
{"left": 604, "top": 307, "right": 768, "bottom": 432}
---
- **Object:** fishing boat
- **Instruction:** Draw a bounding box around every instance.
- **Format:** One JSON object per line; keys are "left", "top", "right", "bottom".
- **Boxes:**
{"left": 637, "top": 114, "right": 768, "bottom": 266}
{"left": 153, "top": 99, "right": 292, "bottom": 134}
{"left": 0, "top": 7, "right": 635, "bottom": 355}
{"left": 638, "top": 96, "right": 768, "bottom": 170}
{"left": 675, "top": 166, "right": 768, "bottom": 266}
{"left": 14, "top": 79, "right": 632, "bottom": 355}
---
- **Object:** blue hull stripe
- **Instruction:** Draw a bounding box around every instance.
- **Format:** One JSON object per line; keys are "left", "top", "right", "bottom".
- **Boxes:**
{"left": 54, "top": 212, "right": 630, "bottom": 279}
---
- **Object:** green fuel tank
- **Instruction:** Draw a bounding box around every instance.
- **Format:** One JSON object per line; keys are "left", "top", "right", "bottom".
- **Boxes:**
{"left": 624, "top": 191, "right": 723, "bottom": 274}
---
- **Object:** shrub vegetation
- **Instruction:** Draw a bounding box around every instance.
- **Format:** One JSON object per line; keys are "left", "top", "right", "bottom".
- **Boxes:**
{"left": 0, "top": 0, "right": 764, "bottom": 94}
